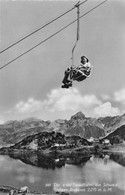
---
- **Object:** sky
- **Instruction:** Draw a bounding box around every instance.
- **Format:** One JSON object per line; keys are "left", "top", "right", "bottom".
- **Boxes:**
{"left": 0, "top": 0, "right": 125, "bottom": 123}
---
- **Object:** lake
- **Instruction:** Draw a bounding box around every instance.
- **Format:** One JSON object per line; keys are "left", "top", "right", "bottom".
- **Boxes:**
{"left": 0, "top": 153, "right": 125, "bottom": 195}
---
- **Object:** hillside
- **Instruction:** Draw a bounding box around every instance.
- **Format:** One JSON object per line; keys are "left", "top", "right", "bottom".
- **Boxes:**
{"left": 98, "top": 114, "right": 125, "bottom": 134}
{"left": 0, "top": 112, "right": 125, "bottom": 146}
{"left": 9, "top": 131, "right": 90, "bottom": 150}
{"left": 101, "top": 125, "right": 125, "bottom": 144}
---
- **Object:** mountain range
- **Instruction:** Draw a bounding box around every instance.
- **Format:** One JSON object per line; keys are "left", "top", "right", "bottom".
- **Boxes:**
{"left": 0, "top": 112, "right": 125, "bottom": 146}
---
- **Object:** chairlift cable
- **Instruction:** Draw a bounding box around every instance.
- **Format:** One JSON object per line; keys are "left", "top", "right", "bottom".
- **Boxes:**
{"left": 0, "top": 0, "right": 108, "bottom": 71}
{"left": 0, "top": 0, "right": 88, "bottom": 54}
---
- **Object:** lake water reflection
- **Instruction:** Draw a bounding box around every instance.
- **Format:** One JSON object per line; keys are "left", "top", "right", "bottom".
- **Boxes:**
{"left": 0, "top": 154, "right": 125, "bottom": 195}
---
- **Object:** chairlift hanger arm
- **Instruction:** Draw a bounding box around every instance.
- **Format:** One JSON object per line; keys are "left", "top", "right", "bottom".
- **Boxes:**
{"left": 71, "top": 1, "right": 80, "bottom": 67}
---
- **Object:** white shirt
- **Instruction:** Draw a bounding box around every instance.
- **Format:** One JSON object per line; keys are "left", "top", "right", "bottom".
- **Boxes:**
{"left": 78, "top": 61, "right": 93, "bottom": 77}
{"left": 79, "top": 62, "right": 92, "bottom": 69}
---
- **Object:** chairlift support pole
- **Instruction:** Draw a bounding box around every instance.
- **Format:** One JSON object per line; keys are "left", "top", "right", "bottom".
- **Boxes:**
{"left": 71, "top": 1, "right": 80, "bottom": 67}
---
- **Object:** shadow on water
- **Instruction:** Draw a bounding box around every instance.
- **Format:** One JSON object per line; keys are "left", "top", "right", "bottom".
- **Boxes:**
{"left": 110, "top": 152, "right": 125, "bottom": 167}
{"left": 8, "top": 150, "right": 90, "bottom": 169}
{"left": 6, "top": 149, "right": 125, "bottom": 169}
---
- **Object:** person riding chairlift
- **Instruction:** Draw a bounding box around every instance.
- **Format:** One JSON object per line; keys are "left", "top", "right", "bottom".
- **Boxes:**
{"left": 61, "top": 56, "right": 92, "bottom": 88}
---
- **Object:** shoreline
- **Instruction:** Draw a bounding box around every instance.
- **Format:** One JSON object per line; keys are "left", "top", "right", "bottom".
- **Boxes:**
{"left": 0, "top": 186, "right": 70, "bottom": 195}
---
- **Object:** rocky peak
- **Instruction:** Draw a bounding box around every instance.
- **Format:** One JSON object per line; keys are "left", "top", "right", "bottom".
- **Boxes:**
{"left": 70, "top": 112, "right": 85, "bottom": 121}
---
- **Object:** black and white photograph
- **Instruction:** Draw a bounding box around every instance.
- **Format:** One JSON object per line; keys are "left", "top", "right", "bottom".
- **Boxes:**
{"left": 0, "top": 0, "right": 125, "bottom": 194}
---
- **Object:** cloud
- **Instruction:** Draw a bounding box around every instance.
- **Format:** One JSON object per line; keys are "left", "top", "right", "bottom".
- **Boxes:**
{"left": 14, "top": 88, "right": 101, "bottom": 114}
{"left": 100, "top": 94, "right": 110, "bottom": 101}
{"left": 0, "top": 118, "right": 5, "bottom": 124}
{"left": 94, "top": 101, "right": 120, "bottom": 117}
{"left": 2, "top": 88, "right": 102, "bottom": 121}
{"left": 114, "top": 88, "right": 125, "bottom": 104}
{"left": 15, "top": 98, "right": 43, "bottom": 113}
{"left": 3, "top": 98, "right": 45, "bottom": 122}
{"left": 0, "top": 114, "right": 5, "bottom": 124}
{"left": 1, "top": 87, "right": 122, "bottom": 121}
{"left": 45, "top": 88, "right": 101, "bottom": 111}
